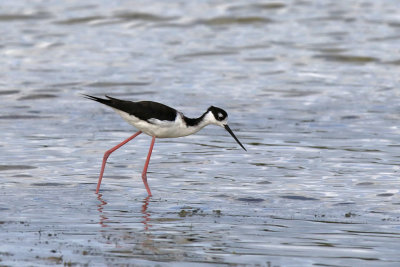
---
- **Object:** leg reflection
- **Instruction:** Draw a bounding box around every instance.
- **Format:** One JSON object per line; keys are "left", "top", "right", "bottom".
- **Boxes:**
{"left": 141, "top": 196, "right": 152, "bottom": 231}
{"left": 96, "top": 193, "right": 109, "bottom": 227}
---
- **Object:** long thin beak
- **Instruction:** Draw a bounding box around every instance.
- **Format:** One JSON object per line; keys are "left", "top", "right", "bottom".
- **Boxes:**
{"left": 224, "top": 125, "right": 247, "bottom": 151}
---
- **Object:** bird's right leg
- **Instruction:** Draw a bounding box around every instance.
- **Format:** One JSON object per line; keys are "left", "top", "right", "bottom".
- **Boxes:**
{"left": 96, "top": 131, "right": 142, "bottom": 193}
{"left": 141, "top": 136, "right": 156, "bottom": 196}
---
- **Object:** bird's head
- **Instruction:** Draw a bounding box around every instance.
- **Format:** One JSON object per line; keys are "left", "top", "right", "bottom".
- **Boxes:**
{"left": 205, "top": 106, "right": 246, "bottom": 151}
{"left": 206, "top": 106, "right": 228, "bottom": 126}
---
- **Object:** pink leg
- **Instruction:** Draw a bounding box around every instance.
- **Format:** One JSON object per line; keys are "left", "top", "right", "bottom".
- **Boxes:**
{"left": 142, "top": 136, "right": 156, "bottom": 196}
{"left": 96, "top": 131, "right": 142, "bottom": 193}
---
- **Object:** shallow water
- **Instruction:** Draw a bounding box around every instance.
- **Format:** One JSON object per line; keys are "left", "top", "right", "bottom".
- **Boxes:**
{"left": 1, "top": 0, "right": 400, "bottom": 266}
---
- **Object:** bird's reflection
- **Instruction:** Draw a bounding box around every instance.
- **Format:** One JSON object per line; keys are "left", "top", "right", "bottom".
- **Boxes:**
{"left": 96, "top": 193, "right": 157, "bottom": 253}
{"left": 96, "top": 192, "right": 152, "bottom": 231}
{"left": 141, "top": 196, "right": 152, "bottom": 231}
{"left": 96, "top": 193, "right": 109, "bottom": 227}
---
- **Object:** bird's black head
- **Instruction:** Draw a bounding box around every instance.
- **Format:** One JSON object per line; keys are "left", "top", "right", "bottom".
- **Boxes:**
{"left": 206, "top": 106, "right": 246, "bottom": 151}
{"left": 207, "top": 106, "right": 228, "bottom": 123}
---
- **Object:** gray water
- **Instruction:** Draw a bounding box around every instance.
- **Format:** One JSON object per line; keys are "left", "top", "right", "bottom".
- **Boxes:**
{"left": 1, "top": 0, "right": 400, "bottom": 266}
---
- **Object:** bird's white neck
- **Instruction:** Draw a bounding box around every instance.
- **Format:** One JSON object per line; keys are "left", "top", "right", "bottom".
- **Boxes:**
{"left": 180, "top": 111, "right": 215, "bottom": 137}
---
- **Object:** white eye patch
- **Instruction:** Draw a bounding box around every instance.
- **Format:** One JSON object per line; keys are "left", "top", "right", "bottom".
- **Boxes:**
{"left": 218, "top": 112, "right": 224, "bottom": 118}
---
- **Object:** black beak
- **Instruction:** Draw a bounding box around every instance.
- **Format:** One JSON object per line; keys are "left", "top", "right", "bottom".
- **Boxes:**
{"left": 224, "top": 125, "right": 247, "bottom": 151}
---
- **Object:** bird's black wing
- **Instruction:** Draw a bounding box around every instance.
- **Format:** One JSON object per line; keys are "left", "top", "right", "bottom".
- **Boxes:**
{"left": 83, "top": 94, "right": 178, "bottom": 122}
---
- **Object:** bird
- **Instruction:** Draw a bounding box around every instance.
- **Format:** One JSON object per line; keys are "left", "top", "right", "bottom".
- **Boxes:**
{"left": 83, "top": 94, "right": 246, "bottom": 196}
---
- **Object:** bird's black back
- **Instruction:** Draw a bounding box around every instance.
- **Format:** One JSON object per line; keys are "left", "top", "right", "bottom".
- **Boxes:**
{"left": 83, "top": 94, "right": 178, "bottom": 122}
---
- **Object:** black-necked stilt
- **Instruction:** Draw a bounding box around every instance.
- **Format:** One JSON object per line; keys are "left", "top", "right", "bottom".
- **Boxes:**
{"left": 83, "top": 94, "right": 246, "bottom": 196}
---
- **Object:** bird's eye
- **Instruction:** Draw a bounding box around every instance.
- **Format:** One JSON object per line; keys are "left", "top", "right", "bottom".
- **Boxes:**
{"left": 218, "top": 112, "right": 224, "bottom": 119}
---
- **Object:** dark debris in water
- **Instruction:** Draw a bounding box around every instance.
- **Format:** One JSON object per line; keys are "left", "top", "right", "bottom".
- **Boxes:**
{"left": 356, "top": 182, "right": 374, "bottom": 186}
{"left": 257, "top": 180, "right": 271, "bottom": 184}
{"left": 13, "top": 174, "right": 32, "bottom": 177}
{"left": 334, "top": 202, "right": 356, "bottom": 206}
{"left": 114, "top": 11, "right": 177, "bottom": 22}
{"left": 54, "top": 15, "right": 106, "bottom": 25}
{"left": 377, "top": 193, "right": 394, "bottom": 197}
{"left": 178, "top": 207, "right": 222, "bottom": 217}
{"left": 0, "top": 115, "right": 49, "bottom": 120}
{"left": 213, "top": 194, "right": 229, "bottom": 198}
{"left": 237, "top": 197, "right": 264, "bottom": 203}
{"left": 0, "top": 90, "right": 19, "bottom": 95}
{"left": 18, "top": 94, "right": 57, "bottom": 100}
{"left": 314, "top": 54, "right": 378, "bottom": 64}
{"left": 31, "top": 183, "right": 65, "bottom": 187}
{"left": 36, "top": 255, "right": 63, "bottom": 265}
{"left": 280, "top": 195, "right": 318, "bottom": 201}
{"left": 345, "top": 212, "right": 357, "bottom": 218}
{"left": 228, "top": 3, "right": 285, "bottom": 12}
{"left": 86, "top": 81, "right": 152, "bottom": 87}
{"left": 0, "top": 165, "right": 36, "bottom": 171}
{"left": 174, "top": 50, "right": 238, "bottom": 61}
{"left": 0, "top": 12, "right": 51, "bottom": 21}
{"left": 341, "top": 115, "right": 360, "bottom": 120}
{"left": 178, "top": 208, "right": 202, "bottom": 217}
{"left": 200, "top": 16, "right": 273, "bottom": 26}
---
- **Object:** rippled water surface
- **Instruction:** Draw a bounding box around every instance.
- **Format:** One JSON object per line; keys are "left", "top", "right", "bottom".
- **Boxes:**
{"left": 1, "top": 0, "right": 400, "bottom": 266}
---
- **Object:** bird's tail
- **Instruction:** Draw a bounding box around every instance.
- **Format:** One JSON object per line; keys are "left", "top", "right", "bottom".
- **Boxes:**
{"left": 82, "top": 94, "right": 122, "bottom": 109}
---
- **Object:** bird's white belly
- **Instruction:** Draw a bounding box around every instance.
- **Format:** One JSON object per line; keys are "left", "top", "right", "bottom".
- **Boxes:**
{"left": 114, "top": 109, "right": 199, "bottom": 138}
